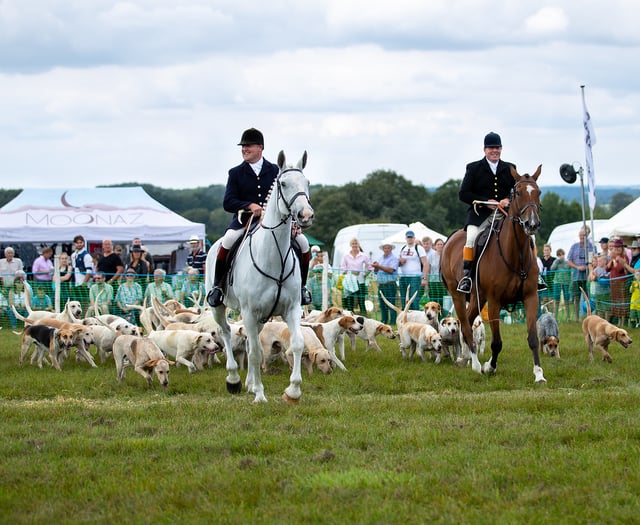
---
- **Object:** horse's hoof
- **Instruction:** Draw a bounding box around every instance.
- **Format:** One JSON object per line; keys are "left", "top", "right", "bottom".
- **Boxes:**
{"left": 282, "top": 392, "right": 300, "bottom": 404}
{"left": 226, "top": 381, "right": 242, "bottom": 394}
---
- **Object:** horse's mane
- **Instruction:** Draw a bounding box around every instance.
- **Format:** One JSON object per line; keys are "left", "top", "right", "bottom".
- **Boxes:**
{"left": 261, "top": 175, "right": 279, "bottom": 213}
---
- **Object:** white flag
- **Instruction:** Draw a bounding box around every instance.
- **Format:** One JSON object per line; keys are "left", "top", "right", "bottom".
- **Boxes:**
{"left": 581, "top": 89, "right": 597, "bottom": 211}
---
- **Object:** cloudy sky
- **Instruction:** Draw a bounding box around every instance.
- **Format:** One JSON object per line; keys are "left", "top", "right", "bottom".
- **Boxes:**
{"left": 1, "top": 1, "right": 638, "bottom": 193}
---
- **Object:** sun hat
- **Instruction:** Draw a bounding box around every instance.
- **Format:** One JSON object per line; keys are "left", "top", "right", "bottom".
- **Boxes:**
{"left": 188, "top": 235, "right": 199, "bottom": 244}
{"left": 379, "top": 242, "right": 394, "bottom": 250}
{"left": 311, "top": 245, "right": 321, "bottom": 253}
{"left": 630, "top": 240, "right": 640, "bottom": 249}
{"left": 612, "top": 238, "right": 625, "bottom": 248}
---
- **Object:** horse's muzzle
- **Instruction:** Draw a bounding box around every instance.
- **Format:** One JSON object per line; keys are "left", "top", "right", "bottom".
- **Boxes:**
{"left": 297, "top": 209, "right": 314, "bottom": 227}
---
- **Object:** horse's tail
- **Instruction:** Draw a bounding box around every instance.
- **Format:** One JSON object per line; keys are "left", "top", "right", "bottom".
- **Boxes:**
{"left": 579, "top": 287, "right": 592, "bottom": 317}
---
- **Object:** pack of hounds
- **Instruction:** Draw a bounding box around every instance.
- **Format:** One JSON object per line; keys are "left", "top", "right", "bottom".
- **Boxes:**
{"left": 11, "top": 285, "right": 633, "bottom": 388}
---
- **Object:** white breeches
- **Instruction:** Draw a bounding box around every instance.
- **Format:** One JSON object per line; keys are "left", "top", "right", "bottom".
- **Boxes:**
{"left": 465, "top": 225, "right": 479, "bottom": 248}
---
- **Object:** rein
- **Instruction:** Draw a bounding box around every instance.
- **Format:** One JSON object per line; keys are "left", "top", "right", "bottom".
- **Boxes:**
{"left": 243, "top": 167, "right": 309, "bottom": 322}
{"left": 493, "top": 180, "right": 539, "bottom": 288}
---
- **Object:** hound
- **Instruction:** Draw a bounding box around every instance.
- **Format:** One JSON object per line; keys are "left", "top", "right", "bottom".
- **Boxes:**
{"left": 380, "top": 290, "right": 426, "bottom": 327}
{"left": 580, "top": 287, "right": 632, "bottom": 362}
{"left": 537, "top": 312, "right": 560, "bottom": 358}
{"left": 423, "top": 301, "right": 442, "bottom": 330}
{"left": 347, "top": 317, "right": 396, "bottom": 353}
{"left": 472, "top": 315, "right": 486, "bottom": 356}
{"left": 19, "top": 324, "right": 75, "bottom": 370}
{"left": 398, "top": 321, "right": 443, "bottom": 362}
{"left": 303, "top": 306, "right": 345, "bottom": 323}
{"left": 148, "top": 329, "right": 219, "bottom": 373}
{"left": 33, "top": 318, "right": 96, "bottom": 368}
{"left": 439, "top": 316, "right": 463, "bottom": 364}
{"left": 303, "top": 314, "right": 364, "bottom": 361}
{"left": 12, "top": 300, "right": 83, "bottom": 325}
{"left": 112, "top": 335, "right": 174, "bottom": 387}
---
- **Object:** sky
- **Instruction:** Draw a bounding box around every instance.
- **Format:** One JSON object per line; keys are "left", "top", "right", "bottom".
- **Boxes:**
{"left": 1, "top": 0, "right": 639, "bottom": 192}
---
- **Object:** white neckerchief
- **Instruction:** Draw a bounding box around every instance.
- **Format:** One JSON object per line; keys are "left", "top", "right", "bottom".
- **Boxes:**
{"left": 250, "top": 158, "right": 264, "bottom": 176}
{"left": 487, "top": 159, "right": 498, "bottom": 174}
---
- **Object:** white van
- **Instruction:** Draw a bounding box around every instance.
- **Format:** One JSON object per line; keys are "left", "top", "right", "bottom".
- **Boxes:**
{"left": 331, "top": 223, "right": 407, "bottom": 269}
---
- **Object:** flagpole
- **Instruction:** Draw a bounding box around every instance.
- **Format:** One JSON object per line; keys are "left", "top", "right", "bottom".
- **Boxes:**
{"left": 581, "top": 85, "right": 597, "bottom": 257}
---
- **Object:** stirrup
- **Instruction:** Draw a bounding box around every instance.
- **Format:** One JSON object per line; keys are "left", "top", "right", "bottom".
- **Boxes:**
{"left": 301, "top": 287, "right": 312, "bottom": 305}
{"left": 456, "top": 276, "right": 472, "bottom": 293}
{"left": 207, "top": 287, "right": 224, "bottom": 307}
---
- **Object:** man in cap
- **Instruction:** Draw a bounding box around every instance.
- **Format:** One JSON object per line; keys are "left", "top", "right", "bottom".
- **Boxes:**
{"left": 207, "top": 127, "right": 312, "bottom": 307}
{"left": 398, "top": 230, "right": 427, "bottom": 309}
{"left": 457, "top": 132, "right": 547, "bottom": 293}
{"left": 372, "top": 242, "right": 399, "bottom": 325}
{"left": 186, "top": 235, "right": 207, "bottom": 274}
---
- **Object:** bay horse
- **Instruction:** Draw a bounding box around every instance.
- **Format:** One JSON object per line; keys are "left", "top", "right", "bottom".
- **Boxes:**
{"left": 441, "top": 165, "right": 546, "bottom": 383}
{"left": 205, "top": 151, "right": 314, "bottom": 403}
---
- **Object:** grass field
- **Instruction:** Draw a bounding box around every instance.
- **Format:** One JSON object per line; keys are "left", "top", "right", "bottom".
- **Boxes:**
{"left": 1, "top": 321, "right": 639, "bottom": 524}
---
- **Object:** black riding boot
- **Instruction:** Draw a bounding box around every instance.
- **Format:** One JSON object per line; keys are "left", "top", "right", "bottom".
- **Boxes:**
{"left": 300, "top": 251, "right": 312, "bottom": 305}
{"left": 206, "top": 247, "right": 229, "bottom": 307}
{"left": 457, "top": 260, "right": 473, "bottom": 293}
{"left": 537, "top": 274, "right": 548, "bottom": 292}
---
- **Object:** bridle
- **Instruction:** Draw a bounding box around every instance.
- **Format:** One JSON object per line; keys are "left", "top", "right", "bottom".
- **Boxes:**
{"left": 246, "top": 167, "right": 311, "bottom": 321}
{"left": 509, "top": 177, "right": 540, "bottom": 231}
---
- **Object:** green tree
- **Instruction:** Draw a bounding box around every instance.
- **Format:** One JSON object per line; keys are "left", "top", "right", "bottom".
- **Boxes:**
{"left": 609, "top": 192, "right": 634, "bottom": 215}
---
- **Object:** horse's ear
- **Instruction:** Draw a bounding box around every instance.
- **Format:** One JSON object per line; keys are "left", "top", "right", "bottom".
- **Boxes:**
{"left": 532, "top": 164, "right": 542, "bottom": 181}
{"left": 277, "top": 150, "right": 286, "bottom": 170}
{"left": 509, "top": 165, "right": 519, "bottom": 181}
{"left": 297, "top": 150, "right": 307, "bottom": 170}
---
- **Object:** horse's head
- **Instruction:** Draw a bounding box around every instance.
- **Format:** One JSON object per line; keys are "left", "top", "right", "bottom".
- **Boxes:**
{"left": 276, "top": 150, "right": 314, "bottom": 228}
{"left": 509, "top": 165, "right": 542, "bottom": 235}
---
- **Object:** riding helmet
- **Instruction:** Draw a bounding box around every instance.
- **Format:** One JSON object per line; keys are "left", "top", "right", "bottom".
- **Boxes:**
{"left": 238, "top": 128, "right": 264, "bottom": 146}
{"left": 484, "top": 132, "right": 502, "bottom": 148}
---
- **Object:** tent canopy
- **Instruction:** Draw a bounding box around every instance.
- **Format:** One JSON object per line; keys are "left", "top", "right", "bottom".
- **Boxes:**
{"left": 0, "top": 187, "right": 205, "bottom": 243}
{"left": 606, "top": 197, "right": 640, "bottom": 238}
{"left": 380, "top": 221, "right": 447, "bottom": 246}
{"left": 545, "top": 219, "right": 609, "bottom": 256}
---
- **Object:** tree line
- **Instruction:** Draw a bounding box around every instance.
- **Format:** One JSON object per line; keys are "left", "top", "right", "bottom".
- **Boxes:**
{"left": 0, "top": 173, "right": 632, "bottom": 250}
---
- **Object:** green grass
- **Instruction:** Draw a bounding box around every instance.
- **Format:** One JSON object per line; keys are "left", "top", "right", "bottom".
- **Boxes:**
{"left": 1, "top": 322, "right": 639, "bottom": 524}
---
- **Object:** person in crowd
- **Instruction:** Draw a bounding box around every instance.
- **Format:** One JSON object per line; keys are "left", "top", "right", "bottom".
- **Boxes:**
{"left": 629, "top": 240, "right": 640, "bottom": 269}
{"left": 186, "top": 236, "right": 207, "bottom": 275}
{"left": 606, "top": 238, "right": 630, "bottom": 326}
{"left": 97, "top": 239, "right": 124, "bottom": 284}
{"left": 567, "top": 226, "right": 594, "bottom": 321}
{"left": 398, "top": 230, "right": 427, "bottom": 309}
{"left": 207, "top": 127, "right": 311, "bottom": 307}
{"left": 115, "top": 268, "right": 143, "bottom": 324}
{"left": 31, "top": 246, "right": 55, "bottom": 295}
{"left": 144, "top": 269, "right": 174, "bottom": 304}
{"left": 588, "top": 254, "right": 610, "bottom": 319}
{"left": 131, "top": 237, "right": 154, "bottom": 272}
{"left": 309, "top": 245, "right": 324, "bottom": 272}
{"left": 126, "top": 245, "right": 150, "bottom": 284}
{"left": 180, "top": 267, "right": 206, "bottom": 308}
{"left": 340, "top": 237, "right": 371, "bottom": 314}
{"left": 31, "top": 285, "right": 53, "bottom": 312}
{"left": 57, "top": 252, "right": 74, "bottom": 306}
{"left": 8, "top": 270, "right": 32, "bottom": 329}
{"left": 539, "top": 244, "right": 556, "bottom": 296}
{"left": 71, "top": 234, "right": 94, "bottom": 308}
{"left": 0, "top": 246, "right": 24, "bottom": 291}
{"left": 598, "top": 237, "right": 610, "bottom": 259}
{"left": 308, "top": 260, "right": 333, "bottom": 311}
{"left": 372, "top": 242, "right": 399, "bottom": 325}
{"left": 89, "top": 271, "right": 114, "bottom": 315}
{"left": 629, "top": 269, "right": 640, "bottom": 329}
{"left": 428, "top": 238, "right": 445, "bottom": 308}
{"left": 550, "top": 248, "right": 572, "bottom": 320}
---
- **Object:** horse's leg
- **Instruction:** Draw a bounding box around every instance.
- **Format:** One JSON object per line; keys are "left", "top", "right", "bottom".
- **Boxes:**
{"left": 452, "top": 291, "right": 482, "bottom": 374}
{"left": 484, "top": 302, "right": 502, "bottom": 375}
{"left": 282, "top": 309, "right": 303, "bottom": 403}
{"left": 243, "top": 317, "right": 267, "bottom": 403}
{"left": 213, "top": 307, "right": 241, "bottom": 394}
{"left": 524, "top": 293, "right": 546, "bottom": 383}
